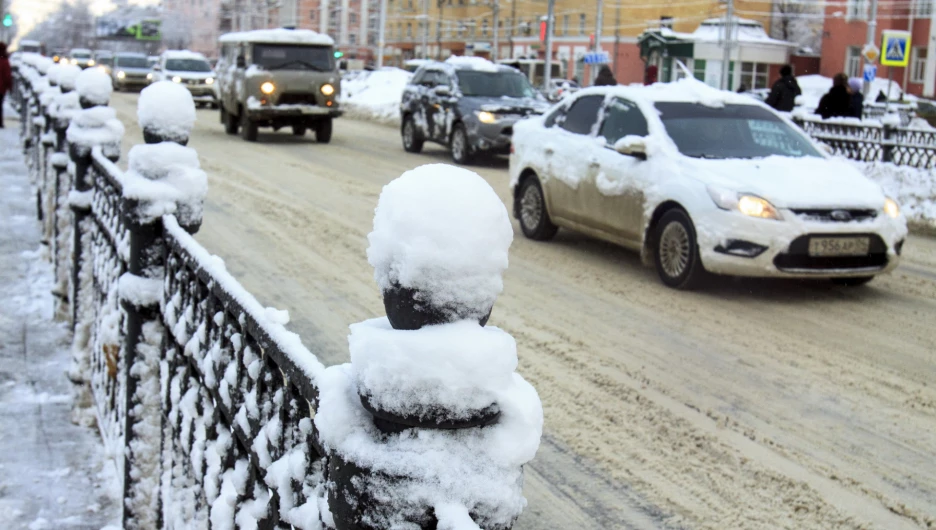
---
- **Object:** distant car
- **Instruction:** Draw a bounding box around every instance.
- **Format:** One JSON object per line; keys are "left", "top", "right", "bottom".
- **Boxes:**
{"left": 509, "top": 80, "right": 908, "bottom": 289}
{"left": 51, "top": 50, "right": 68, "bottom": 63}
{"left": 149, "top": 50, "right": 218, "bottom": 108}
{"left": 400, "top": 58, "right": 550, "bottom": 164}
{"left": 147, "top": 55, "right": 159, "bottom": 68}
{"left": 546, "top": 78, "right": 580, "bottom": 102}
{"left": 112, "top": 52, "right": 151, "bottom": 91}
{"left": 94, "top": 51, "right": 114, "bottom": 76}
{"left": 19, "top": 40, "right": 44, "bottom": 55}
{"left": 69, "top": 48, "right": 94, "bottom": 69}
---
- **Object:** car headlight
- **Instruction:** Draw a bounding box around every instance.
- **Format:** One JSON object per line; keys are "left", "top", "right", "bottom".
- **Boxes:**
{"left": 707, "top": 186, "right": 782, "bottom": 220}
{"left": 205, "top": 77, "right": 214, "bottom": 85}
{"left": 117, "top": 71, "right": 126, "bottom": 79}
{"left": 260, "top": 81, "right": 276, "bottom": 95}
{"left": 172, "top": 76, "right": 182, "bottom": 83}
{"left": 88, "top": 59, "right": 95, "bottom": 66}
{"left": 884, "top": 197, "right": 900, "bottom": 219}
{"left": 71, "top": 59, "right": 78, "bottom": 65}
{"left": 321, "top": 83, "right": 335, "bottom": 96}
{"left": 477, "top": 111, "right": 497, "bottom": 124}
{"left": 146, "top": 73, "right": 153, "bottom": 80}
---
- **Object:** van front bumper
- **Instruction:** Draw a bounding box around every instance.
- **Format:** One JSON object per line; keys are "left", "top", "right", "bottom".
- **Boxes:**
{"left": 247, "top": 105, "right": 343, "bottom": 120}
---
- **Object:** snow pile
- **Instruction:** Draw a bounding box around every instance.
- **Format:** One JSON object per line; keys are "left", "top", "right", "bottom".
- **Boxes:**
{"left": 367, "top": 164, "right": 513, "bottom": 322}
{"left": 445, "top": 55, "right": 498, "bottom": 72}
{"left": 137, "top": 81, "right": 197, "bottom": 142}
{"left": 66, "top": 107, "right": 125, "bottom": 158}
{"left": 219, "top": 28, "right": 334, "bottom": 45}
{"left": 340, "top": 67, "right": 411, "bottom": 125}
{"left": 75, "top": 69, "right": 113, "bottom": 106}
{"left": 853, "top": 160, "right": 936, "bottom": 227}
{"left": 57, "top": 64, "right": 82, "bottom": 92}
{"left": 122, "top": 143, "right": 207, "bottom": 226}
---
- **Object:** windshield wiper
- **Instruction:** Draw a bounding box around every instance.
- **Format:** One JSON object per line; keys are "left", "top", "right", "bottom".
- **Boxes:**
{"left": 268, "top": 59, "right": 326, "bottom": 71}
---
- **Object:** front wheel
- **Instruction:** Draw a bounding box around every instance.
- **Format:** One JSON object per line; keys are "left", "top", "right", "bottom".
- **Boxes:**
{"left": 224, "top": 108, "right": 239, "bottom": 135}
{"left": 241, "top": 111, "right": 258, "bottom": 142}
{"left": 316, "top": 119, "right": 332, "bottom": 143}
{"left": 517, "top": 176, "right": 558, "bottom": 241}
{"left": 450, "top": 124, "right": 473, "bottom": 165}
{"left": 654, "top": 209, "right": 706, "bottom": 290}
{"left": 401, "top": 116, "right": 424, "bottom": 153}
{"left": 831, "top": 276, "right": 874, "bottom": 286}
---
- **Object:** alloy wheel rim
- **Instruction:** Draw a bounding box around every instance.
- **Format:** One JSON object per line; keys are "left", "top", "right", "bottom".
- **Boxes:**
{"left": 520, "top": 184, "right": 543, "bottom": 230}
{"left": 659, "top": 222, "right": 690, "bottom": 278}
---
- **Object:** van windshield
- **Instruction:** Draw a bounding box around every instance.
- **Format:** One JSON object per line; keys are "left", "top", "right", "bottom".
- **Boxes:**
{"left": 252, "top": 44, "right": 333, "bottom": 71}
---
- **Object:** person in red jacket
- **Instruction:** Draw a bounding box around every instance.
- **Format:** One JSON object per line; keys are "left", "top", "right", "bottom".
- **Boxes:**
{"left": 0, "top": 43, "right": 11, "bottom": 128}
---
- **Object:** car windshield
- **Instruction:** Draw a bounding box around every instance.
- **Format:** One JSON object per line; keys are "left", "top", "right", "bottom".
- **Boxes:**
{"left": 166, "top": 58, "right": 212, "bottom": 72}
{"left": 252, "top": 44, "right": 333, "bottom": 71}
{"left": 457, "top": 71, "right": 537, "bottom": 98}
{"left": 72, "top": 52, "right": 91, "bottom": 59}
{"left": 97, "top": 57, "right": 113, "bottom": 66}
{"left": 117, "top": 56, "right": 149, "bottom": 68}
{"left": 655, "top": 102, "right": 822, "bottom": 160}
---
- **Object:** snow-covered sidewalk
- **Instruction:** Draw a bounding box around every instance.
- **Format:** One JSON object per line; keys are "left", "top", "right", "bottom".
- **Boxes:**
{"left": 0, "top": 124, "right": 120, "bottom": 530}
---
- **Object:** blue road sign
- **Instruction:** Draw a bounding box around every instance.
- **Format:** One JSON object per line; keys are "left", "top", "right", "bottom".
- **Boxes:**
{"left": 583, "top": 52, "right": 610, "bottom": 65}
{"left": 863, "top": 64, "right": 877, "bottom": 82}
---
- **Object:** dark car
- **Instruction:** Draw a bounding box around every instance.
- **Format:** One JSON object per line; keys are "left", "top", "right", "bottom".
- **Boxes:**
{"left": 400, "top": 60, "right": 549, "bottom": 164}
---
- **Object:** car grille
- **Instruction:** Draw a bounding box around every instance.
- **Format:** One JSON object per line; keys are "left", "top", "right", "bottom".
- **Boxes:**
{"left": 790, "top": 208, "right": 878, "bottom": 222}
{"left": 773, "top": 234, "right": 888, "bottom": 271}
{"left": 278, "top": 93, "right": 317, "bottom": 105}
{"left": 185, "top": 79, "right": 203, "bottom": 86}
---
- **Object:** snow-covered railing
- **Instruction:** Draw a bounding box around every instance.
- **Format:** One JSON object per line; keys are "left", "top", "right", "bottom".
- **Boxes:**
{"left": 17, "top": 60, "right": 542, "bottom": 530}
{"left": 793, "top": 114, "right": 936, "bottom": 169}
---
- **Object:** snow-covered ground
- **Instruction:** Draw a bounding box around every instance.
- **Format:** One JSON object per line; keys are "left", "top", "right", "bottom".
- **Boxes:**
{"left": 0, "top": 125, "right": 120, "bottom": 530}
{"left": 856, "top": 160, "right": 936, "bottom": 228}
{"left": 339, "top": 68, "right": 411, "bottom": 125}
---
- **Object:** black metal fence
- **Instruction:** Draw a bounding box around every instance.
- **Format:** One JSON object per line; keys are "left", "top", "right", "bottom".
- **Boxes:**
{"left": 792, "top": 116, "right": 936, "bottom": 169}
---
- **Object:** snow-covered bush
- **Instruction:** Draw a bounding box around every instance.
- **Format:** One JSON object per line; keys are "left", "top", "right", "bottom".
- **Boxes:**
{"left": 316, "top": 163, "right": 542, "bottom": 530}
{"left": 137, "top": 81, "right": 197, "bottom": 145}
{"left": 76, "top": 68, "right": 113, "bottom": 107}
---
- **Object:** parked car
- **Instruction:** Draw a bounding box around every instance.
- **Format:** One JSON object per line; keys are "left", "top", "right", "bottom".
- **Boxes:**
{"left": 93, "top": 50, "right": 114, "bottom": 76}
{"left": 509, "top": 80, "right": 908, "bottom": 289}
{"left": 216, "top": 28, "right": 342, "bottom": 143}
{"left": 150, "top": 50, "right": 218, "bottom": 108}
{"left": 51, "top": 50, "right": 68, "bottom": 63}
{"left": 69, "top": 48, "right": 95, "bottom": 69}
{"left": 401, "top": 58, "right": 549, "bottom": 164}
{"left": 112, "top": 52, "right": 151, "bottom": 91}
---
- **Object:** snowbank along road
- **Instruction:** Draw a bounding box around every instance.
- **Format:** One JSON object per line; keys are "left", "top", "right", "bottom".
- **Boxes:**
{"left": 107, "top": 92, "right": 936, "bottom": 530}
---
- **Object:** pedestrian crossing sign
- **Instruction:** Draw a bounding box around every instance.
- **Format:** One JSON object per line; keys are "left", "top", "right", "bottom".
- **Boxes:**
{"left": 881, "top": 30, "right": 911, "bottom": 67}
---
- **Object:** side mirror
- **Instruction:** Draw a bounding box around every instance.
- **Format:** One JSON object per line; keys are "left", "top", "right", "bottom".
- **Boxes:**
{"left": 236, "top": 55, "right": 246, "bottom": 68}
{"left": 434, "top": 85, "right": 452, "bottom": 96}
{"left": 614, "top": 135, "right": 648, "bottom": 159}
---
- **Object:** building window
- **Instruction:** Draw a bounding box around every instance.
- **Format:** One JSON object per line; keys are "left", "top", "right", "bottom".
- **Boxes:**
{"left": 914, "top": 0, "right": 933, "bottom": 16}
{"left": 693, "top": 59, "right": 706, "bottom": 82}
{"left": 407, "top": 22, "right": 412, "bottom": 38}
{"left": 579, "top": 14, "right": 586, "bottom": 35}
{"left": 912, "top": 46, "right": 927, "bottom": 83}
{"left": 350, "top": 13, "right": 357, "bottom": 24}
{"left": 846, "top": 0, "right": 867, "bottom": 20}
{"left": 482, "top": 18, "right": 489, "bottom": 37}
{"left": 846, "top": 45, "right": 862, "bottom": 78}
{"left": 562, "top": 15, "right": 568, "bottom": 36}
{"left": 350, "top": 33, "right": 357, "bottom": 44}
{"left": 740, "top": 62, "right": 769, "bottom": 89}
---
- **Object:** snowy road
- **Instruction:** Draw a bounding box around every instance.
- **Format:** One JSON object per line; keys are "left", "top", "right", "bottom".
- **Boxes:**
{"left": 109, "top": 92, "right": 936, "bottom": 529}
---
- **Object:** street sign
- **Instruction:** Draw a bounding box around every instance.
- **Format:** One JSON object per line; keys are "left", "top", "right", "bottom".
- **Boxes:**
{"left": 862, "top": 43, "right": 879, "bottom": 63}
{"left": 881, "top": 30, "right": 911, "bottom": 67}
{"left": 863, "top": 63, "right": 877, "bottom": 82}
{"left": 583, "top": 51, "right": 609, "bottom": 65}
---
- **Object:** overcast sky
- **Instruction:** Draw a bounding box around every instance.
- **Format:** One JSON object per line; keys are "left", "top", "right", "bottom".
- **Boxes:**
{"left": 9, "top": 0, "right": 158, "bottom": 46}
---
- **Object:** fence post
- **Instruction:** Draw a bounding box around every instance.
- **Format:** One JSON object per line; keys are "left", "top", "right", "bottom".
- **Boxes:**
{"left": 882, "top": 124, "right": 895, "bottom": 163}
{"left": 119, "top": 81, "right": 201, "bottom": 529}
{"left": 315, "top": 165, "right": 543, "bottom": 530}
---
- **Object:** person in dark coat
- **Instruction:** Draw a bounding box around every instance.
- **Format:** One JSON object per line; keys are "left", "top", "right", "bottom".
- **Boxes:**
{"left": 0, "top": 43, "right": 11, "bottom": 128}
{"left": 847, "top": 77, "right": 864, "bottom": 119}
{"left": 643, "top": 64, "right": 658, "bottom": 85}
{"left": 816, "top": 73, "right": 852, "bottom": 119}
{"left": 765, "top": 64, "right": 801, "bottom": 112}
{"left": 594, "top": 65, "right": 617, "bottom": 86}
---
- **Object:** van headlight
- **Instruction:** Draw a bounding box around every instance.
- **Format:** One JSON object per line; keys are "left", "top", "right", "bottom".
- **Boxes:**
{"left": 260, "top": 81, "right": 276, "bottom": 94}
{"left": 88, "top": 59, "right": 95, "bottom": 66}
{"left": 205, "top": 77, "right": 214, "bottom": 85}
{"left": 71, "top": 59, "right": 78, "bottom": 65}
{"left": 884, "top": 197, "right": 900, "bottom": 219}
{"left": 320, "top": 83, "right": 335, "bottom": 96}
{"left": 707, "top": 186, "right": 782, "bottom": 220}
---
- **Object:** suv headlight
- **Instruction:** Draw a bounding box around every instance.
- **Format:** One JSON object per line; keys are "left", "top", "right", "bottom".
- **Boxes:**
{"left": 172, "top": 76, "right": 182, "bottom": 83}
{"left": 117, "top": 71, "right": 126, "bottom": 79}
{"left": 205, "top": 77, "right": 214, "bottom": 85}
{"left": 707, "top": 186, "right": 782, "bottom": 220}
{"left": 477, "top": 111, "right": 497, "bottom": 124}
{"left": 884, "top": 197, "right": 900, "bottom": 218}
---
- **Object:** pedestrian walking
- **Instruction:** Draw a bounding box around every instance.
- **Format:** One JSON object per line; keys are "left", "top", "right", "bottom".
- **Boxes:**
{"left": 594, "top": 65, "right": 617, "bottom": 87}
{"left": 816, "top": 73, "right": 851, "bottom": 119}
{"left": 0, "top": 43, "right": 11, "bottom": 128}
{"left": 643, "top": 64, "right": 658, "bottom": 85}
{"left": 848, "top": 77, "right": 864, "bottom": 119}
{"left": 765, "top": 64, "right": 801, "bottom": 112}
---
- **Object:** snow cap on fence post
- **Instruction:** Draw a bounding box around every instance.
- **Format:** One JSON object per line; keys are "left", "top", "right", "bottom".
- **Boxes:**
{"left": 75, "top": 68, "right": 114, "bottom": 109}
{"left": 57, "top": 64, "right": 82, "bottom": 94}
{"left": 122, "top": 142, "right": 208, "bottom": 233}
{"left": 315, "top": 164, "right": 542, "bottom": 530}
{"left": 137, "top": 81, "right": 197, "bottom": 146}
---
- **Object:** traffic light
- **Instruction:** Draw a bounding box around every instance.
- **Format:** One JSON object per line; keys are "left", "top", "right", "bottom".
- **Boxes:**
{"left": 2, "top": 14, "right": 13, "bottom": 27}
{"left": 334, "top": 50, "right": 344, "bottom": 59}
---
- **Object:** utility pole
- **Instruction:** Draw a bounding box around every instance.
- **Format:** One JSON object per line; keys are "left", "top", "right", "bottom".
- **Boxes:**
{"left": 361, "top": 0, "right": 370, "bottom": 57}
{"left": 341, "top": 0, "right": 351, "bottom": 47}
{"left": 422, "top": 0, "right": 429, "bottom": 58}
{"left": 923, "top": 0, "right": 936, "bottom": 97}
{"left": 613, "top": 0, "right": 620, "bottom": 73}
{"left": 509, "top": 0, "right": 516, "bottom": 58}
{"left": 320, "top": 0, "right": 330, "bottom": 34}
{"left": 377, "top": 0, "right": 387, "bottom": 66}
{"left": 720, "top": 0, "right": 734, "bottom": 90}
{"left": 492, "top": 0, "right": 500, "bottom": 60}
{"left": 544, "top": 0, "right": 555, "bottom": 90}
{"left": 436, "top": 0, "right": 444, "bottom": 59}
{"left": 862, "top": 0, "right": 879, "bottom": 94}
{"left": 594, "top": 0, "right": 603, "bottom": 52}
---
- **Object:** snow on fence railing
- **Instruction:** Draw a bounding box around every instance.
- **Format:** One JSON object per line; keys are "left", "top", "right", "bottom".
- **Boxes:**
{"left": 13, "top": 57, "right": 542, "bottom": 530}
{"left": 792, "top": 114, "right": 936, "bottom": 169}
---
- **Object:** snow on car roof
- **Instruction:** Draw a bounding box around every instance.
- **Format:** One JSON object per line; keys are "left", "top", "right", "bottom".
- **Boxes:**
{"left": 444, "top": 55, "right": 500, "bottom": 72}
{"left": 163, "top": 50, "right": 208, "bottom": 60}
{"left": 219, "top": 28, "right": 334, "bottom": 46}
{"left": 574, "top": 77, "right": 763, "bottom": 108}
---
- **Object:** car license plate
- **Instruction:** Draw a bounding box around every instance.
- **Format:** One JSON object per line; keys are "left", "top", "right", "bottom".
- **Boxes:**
{"left": 808, "top": 237, "right": 870, "bottom": 257}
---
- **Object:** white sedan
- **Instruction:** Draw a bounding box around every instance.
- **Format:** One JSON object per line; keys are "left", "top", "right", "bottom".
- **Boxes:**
{"left": 509, "top": 80, "right": 908, "bottom": 289}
